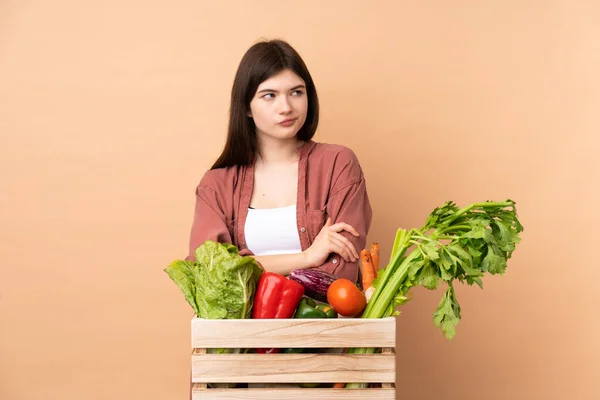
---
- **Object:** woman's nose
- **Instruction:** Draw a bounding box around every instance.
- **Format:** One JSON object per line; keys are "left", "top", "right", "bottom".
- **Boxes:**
{"left": 278, "top": 96, "right": 292, "bottom": 113}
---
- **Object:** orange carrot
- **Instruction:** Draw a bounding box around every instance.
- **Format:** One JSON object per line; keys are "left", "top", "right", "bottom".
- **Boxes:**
{"left": 370, "top": 242, "right": 380, "bottom": 278}
{"left": 360, "top": 249, "right": 375, "bottom": 290}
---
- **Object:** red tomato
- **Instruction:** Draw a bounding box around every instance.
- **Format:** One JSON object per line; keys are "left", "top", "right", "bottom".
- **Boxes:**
{"left": 327, "top": 278, "right": 366, "bottom": 317}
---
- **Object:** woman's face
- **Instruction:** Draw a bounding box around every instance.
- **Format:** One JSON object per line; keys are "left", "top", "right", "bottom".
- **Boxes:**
{"left": 248, "top": 69, "right": 308, "bottom": 143}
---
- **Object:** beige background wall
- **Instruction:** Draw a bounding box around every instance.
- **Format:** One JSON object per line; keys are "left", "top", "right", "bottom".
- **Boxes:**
{"left": 1, "top": 1, "right": 598, "bottom": 399}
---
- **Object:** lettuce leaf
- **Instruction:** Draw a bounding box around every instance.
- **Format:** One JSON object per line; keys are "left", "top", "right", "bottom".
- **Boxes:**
{"left": 164, "top": 260, "right": 198, "bottom": 314}
{"left": 164, "top": 240, "right": 263, "bottom": 320}
{"left": 165, "top": 240, "right": 262, "bottom": 389}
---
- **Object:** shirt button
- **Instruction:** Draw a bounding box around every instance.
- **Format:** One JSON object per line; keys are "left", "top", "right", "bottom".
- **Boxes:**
{"left": 332, "top": 258, "right": 338, "bottom": 264}
{"left": 300, "top": 227, "right": 306, "bottom": 232}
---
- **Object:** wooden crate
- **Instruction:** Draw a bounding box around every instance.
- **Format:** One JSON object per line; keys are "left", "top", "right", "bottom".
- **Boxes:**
{"left": 191, "top": 317, "right": 396, "bottom": 400}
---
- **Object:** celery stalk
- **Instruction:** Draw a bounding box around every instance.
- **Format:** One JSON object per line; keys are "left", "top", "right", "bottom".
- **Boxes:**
{"left": 344, "top": 200, "right": 523, "bottom": 389}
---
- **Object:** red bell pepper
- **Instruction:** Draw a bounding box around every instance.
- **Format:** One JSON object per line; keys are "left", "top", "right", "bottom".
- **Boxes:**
{"left": 252, "top": 272, "right": 305, "bottom": 353}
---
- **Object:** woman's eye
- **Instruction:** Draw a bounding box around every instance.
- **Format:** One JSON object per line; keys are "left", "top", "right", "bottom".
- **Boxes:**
{"left": 292, "top": 90, "right": 304, "bottom": 96}
{"left": 262, "top": 93, "right": 275, "bottom": 99}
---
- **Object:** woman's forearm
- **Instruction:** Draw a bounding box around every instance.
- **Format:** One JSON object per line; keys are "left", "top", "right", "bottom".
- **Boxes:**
{"left": 252, "top": 252, "right": 313, "bottom": 276}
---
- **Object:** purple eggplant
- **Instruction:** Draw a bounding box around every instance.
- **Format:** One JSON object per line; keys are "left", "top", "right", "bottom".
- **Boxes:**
{"left": 288, "top": 269, "right": 337, "bottom": 303}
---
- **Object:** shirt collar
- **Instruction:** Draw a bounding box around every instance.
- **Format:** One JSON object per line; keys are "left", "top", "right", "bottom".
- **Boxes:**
{"left": 297, "top": 139, "right": 317, "bottom": 158}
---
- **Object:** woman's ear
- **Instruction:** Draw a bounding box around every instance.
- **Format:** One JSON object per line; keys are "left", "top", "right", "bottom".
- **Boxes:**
{"left": 247, "top": 110, "right": 252, "bottom": 117}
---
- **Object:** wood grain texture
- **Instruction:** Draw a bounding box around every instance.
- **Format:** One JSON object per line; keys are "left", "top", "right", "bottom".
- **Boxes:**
{"left": 191, "top": 317, "right": 396, "bottom": 348}
{"left": 193, "top": 348, "right": 207, "bottom": 389}
{"left": 191, "top": 386, "right": 396, "bottom": 400}
{"left": 191, "top": 353, "right": 395, "bottom": 383}
{"left": 382, "top": 348, "right": 395, "bottom": 389}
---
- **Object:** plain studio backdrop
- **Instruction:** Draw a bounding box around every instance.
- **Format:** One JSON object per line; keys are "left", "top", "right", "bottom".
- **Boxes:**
{"left": 1, "top": 1, "right": 598, "bottom": 399}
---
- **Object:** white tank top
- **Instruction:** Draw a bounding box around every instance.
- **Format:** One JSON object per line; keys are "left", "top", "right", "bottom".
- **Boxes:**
{"left": 244, "top": 204, "right": 302, "bottom": 256}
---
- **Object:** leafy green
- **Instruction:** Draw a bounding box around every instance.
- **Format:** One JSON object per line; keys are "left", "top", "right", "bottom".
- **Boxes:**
{"left": 165, "top": 241, "right": 263, "bottom": 388}
{"left": 345, "top": 200, "right": 523, "bottom": 388}
{"left": 365, "top": 200, "right": 522, "bottom": 332}
{"left": 164, "top": 260, "right": 198, "bottom": 314}
{"left": 432, "top": 283, "right": 462, "bottom": 339}
{"left": 164, "top": 240, "right": 263, "bottom": 319}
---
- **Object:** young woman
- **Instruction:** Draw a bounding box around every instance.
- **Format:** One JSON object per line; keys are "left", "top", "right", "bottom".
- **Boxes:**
{"left": 186, "top": 39, "right": 372, "bottom": 284}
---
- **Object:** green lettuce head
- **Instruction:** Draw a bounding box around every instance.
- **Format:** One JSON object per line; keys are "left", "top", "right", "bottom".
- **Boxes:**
{"left": 164, "top": 240, "right": 263, "bottom": 319}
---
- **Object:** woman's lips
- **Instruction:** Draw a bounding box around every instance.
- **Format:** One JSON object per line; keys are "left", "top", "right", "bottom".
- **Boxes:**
{"left": 278, "top": 118, "right": 297, "bottom": 127}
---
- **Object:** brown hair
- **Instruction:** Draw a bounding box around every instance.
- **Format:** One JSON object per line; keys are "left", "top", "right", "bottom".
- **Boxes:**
{"left": 211, "top": 39, "right": 320, "bottom": 169}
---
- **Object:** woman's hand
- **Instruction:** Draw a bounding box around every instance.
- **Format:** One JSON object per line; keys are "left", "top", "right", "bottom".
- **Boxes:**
{"left": 303, "top": 218, "right": 360, "bottom": 268}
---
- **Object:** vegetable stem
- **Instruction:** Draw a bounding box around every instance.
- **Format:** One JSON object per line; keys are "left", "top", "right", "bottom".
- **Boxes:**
{"left": 363, "top": 250, "right": 420, "bottom": 319}
{"left": 437, "top": 225, "right": 471, "bottom": 234}
{"left": 356, "top": 199, "right": 521, "bottom": 346}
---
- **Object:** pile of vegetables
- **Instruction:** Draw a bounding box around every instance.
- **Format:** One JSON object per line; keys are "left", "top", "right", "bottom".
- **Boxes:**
{"left": 344, "top": 199, "right": 523, "bottom": 388}
{"left": 361, "top": 199, "right": 522, "bottom": 335}
{"left": 289, "top": 269, "right": 366, "bottom": 317}
{"left": 165, "top": 199, "right": 523, "bottom": 390}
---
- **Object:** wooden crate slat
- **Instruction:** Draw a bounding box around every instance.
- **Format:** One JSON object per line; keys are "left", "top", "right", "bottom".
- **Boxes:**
{"left": 191, "top": 317, "right": 395, "bottom": 348}
{"left": 381, "top": 348, "right": 394, "bottom": 389}
{"left": 191, "top": 353, "right": 395, "bottom": 383}
{"left": 192, "top": 386, "right": 396, "bottom": 400}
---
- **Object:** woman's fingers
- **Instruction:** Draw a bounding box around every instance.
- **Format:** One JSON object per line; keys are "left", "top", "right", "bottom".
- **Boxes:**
{"left": 329, "top": 222, "right": 359, "bottom": 237}
{"left": 328, "top": 233, "right": 358, "bottom": 259}
{"left": 328, "top": 238, "right": 353, "bottom": 262}
{"left": 311, "top": 219, "right": 360, "bottom": 263}
{"left": 324, "top": 234, "right": 352, "bottom": 261}
{"left": 335, "top": 233, "right": 359, "bottom": 259}
{"left": 329, "top": 235, "right": 358, "bottom": 262}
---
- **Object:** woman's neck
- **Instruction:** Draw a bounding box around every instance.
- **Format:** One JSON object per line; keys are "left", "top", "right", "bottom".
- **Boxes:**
{"left": 256, "top": 137, "right": 303, "bottom": 165}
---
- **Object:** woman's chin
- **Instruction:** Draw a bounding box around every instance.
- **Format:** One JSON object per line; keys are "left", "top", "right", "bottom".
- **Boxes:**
{"left": 259, "top": 129, "right": 300, "bottom": 141}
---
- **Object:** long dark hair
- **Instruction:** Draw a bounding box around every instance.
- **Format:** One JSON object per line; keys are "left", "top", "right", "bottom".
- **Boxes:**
{"left": 211, "top": 39, "right": 320, "bottom": 170}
